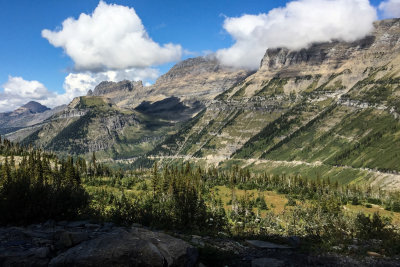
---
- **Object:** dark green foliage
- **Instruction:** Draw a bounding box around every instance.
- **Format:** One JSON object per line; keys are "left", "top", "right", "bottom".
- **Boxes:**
{"left": 99, "top": 163, "right": 228, "bottom": 232}
{"left": 385, "top": 199, "right": 400, "bottom": 212}
{"left": 255, "top": 193, "right": 268, "bottom": 210}
{"left": 295, "top": 75, "right": 313, "bottom": 83}
{"left": 286, "top": 196, "right": 297, "bottom": 206}
{"left": 131, "top": 156, "right": 155, "bottom": 169}
{"left": 351, "top": 196, "right": 360, "bottom": 205}
{"left": 354, "top": 212, "right": 391, "bottom": 240}
{"left": 363, "top": 84, "right": 392, "bottom": 103}
{"left": 0, "top": 139, "right": 89, "bottom": 225}
{"left": 392, "top": 201, "right": 400, "bottom": 212}
{"left": 367, "top": 198, "right": 382, "bottom": 205}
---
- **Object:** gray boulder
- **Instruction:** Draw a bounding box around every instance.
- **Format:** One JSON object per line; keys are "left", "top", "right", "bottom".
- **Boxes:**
{"left": 245, "top": 240, "right": 292, "bottom": 249}
{"left": 0, "top": 247, "right": 50, "bottom": 267}
{"left": 252, "top": 257, "right": 285, "bottom": 267}
{"left": 58, "top": 231, "right": 89, "bottom": 248}
{"left": 49, "top": 228, "right": 197, "bottom": 267}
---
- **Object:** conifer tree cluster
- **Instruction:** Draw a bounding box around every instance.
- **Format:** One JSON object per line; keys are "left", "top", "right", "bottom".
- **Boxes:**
{"left": 0, "top": 137, "right": 89, "bottom": 225}
{"left": 105, "top": 162, "right": 227, "bottom": 232}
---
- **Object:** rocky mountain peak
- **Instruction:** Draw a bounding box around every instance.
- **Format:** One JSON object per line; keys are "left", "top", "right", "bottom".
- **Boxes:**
{"left": 13, "top": 101, "right": 50, "bottom": 115}
{"left": 88, "top": 80, "right": 143, "bottom": 97}
{"left": 150, "top": 56, "right": 251, "bottom": 101}
{"left": 156, "top": 56, "right": 220, "bottom": 82}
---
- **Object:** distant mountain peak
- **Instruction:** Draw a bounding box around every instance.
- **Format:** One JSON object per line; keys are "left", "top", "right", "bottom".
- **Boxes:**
{"left": 14, "top": 101, "right": 50, "bottom": 115}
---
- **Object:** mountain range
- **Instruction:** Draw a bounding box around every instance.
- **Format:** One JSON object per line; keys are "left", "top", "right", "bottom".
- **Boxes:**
{"left": 2, "top": 18, "right": 400, "bottom": 189}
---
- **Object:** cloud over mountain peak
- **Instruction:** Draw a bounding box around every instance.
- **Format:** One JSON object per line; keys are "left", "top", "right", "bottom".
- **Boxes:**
{"left": 216, "top": 0, "right": 377, "bottom": 69}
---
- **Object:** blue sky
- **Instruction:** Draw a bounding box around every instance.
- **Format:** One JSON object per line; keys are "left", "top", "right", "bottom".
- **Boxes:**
{"left": 0, "top": 0, "right": 289, "bottom": 93}
{"left": 0, "top": 0, "right": 398, "bottom": 111}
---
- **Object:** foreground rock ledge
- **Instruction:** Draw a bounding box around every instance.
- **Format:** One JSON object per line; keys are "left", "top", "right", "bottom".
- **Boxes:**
{"left": 0, "top": 222, "right": 198, "bottom": 267}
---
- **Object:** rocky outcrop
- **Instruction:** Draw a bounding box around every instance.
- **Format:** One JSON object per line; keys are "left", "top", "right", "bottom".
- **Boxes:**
{"left": 88, "top": 80, "right": 142, "bottom": 96}
{"left": 0, "top": 221, "right": 197, "bottom": 267}
{"left": 156, "top": 57, "right": 223, "bottom": 81}
{"left": 149, "top": 55, "right": 251, "bottom": 102}
{"left": 87, "top": 80, "right": 146, "bottom": 106}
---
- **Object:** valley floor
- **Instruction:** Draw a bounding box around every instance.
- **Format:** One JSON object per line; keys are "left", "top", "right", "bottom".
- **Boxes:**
{"left": 113, "top": 155, "right": 400, "bottom": 190}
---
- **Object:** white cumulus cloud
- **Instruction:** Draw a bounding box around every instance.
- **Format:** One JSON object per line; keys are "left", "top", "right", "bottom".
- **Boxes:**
{"left": 216, "top": 0, "right": 377, "bottom": 69}
{"left": 379, "top": 0, "right": 400, "bottom": 18}
{"left": 0, "top": 76, "right": 55, "bottom": 112}
{"left": 42, "top": 1, "right": 182, "bottom": 71}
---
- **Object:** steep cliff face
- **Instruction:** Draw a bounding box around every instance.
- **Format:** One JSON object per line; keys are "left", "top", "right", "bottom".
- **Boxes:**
{"left": 260, "top": 19, "right": 400, "bottom": 74}
{"left": 149, "top": 19, "right": 400, "bottom": 190}
{"left": 149, "top": 56, "right": 251, "bottom": 102}
{"left": 87, "top": 80, "right": 146, "bottom": 107}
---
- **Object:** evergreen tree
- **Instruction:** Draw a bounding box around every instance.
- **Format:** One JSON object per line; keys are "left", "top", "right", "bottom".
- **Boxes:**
{"left": 152, "top": 161, "right": 159, "bottom": 196}
{"left": 1, "top": 156, "right": 11, "bottom": 185}
{"left": 91, "top": 151, "right": 97, "bottom": 175}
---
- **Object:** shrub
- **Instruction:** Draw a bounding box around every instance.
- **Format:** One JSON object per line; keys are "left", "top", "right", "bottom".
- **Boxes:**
{"left": 354, "top": 212, "right": 391, "bottom": 240}
{"left": 351, "top": 196, "right": 360, "bottom": 205}
{"left": 286, "top": 196, "right": 297, "bottom": 207}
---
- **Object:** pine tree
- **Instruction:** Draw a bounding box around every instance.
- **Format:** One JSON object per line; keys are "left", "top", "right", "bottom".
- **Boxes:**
{"left": 91, "top": 151, "right": 97, "bottom": 175}
{"left": 65, "top": 157, "right": 76, "bottom": 185}
{"left": 152, "top": 161, "right": 159, "bottom": 196}
{"left": 1, "top": 156, "right": 11, "bottom": 185}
